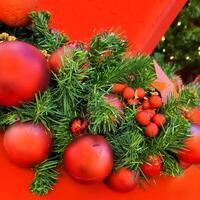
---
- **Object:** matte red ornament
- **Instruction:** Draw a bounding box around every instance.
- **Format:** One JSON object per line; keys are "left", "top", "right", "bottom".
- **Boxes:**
{"left": 145, "top": 123, "right": 159, "bottom": 137}
{"left": 3, "top": 122, "right": 52, "bottom": 168}
{"left": 142, "top": 99, "right": 150, "bottom": 110}
{"left": 0, "top": 41, "right": 50, "bottom": 107}
{"left": 69, "top": 118, "right": 88, "bottom": 135}
{"left": 135, "top": 88, "right": 145, "bottom": 99}
{"left": 178, "top": 124, "right": 200, "bottom": 164}
{"left": 107, "top": 167, "right": 139, "bottom": 192}
{"left": 145, "top": 109, "right": 156, "bottom": 118}
{"left": 135, "top": 111, "right": 151, "bottom": 126}
{"left": 140, "top": 155, "right": 162, "bottom": 176}
{"left": 149, "top": 95, "right": 163, "bottom": 109}
{"left": 64, "top": 135, "right": 113, "bottom": 184}
{"left": 112, "top": 83, "right": 127, "bottom": 94}
{"left": 152, "top": 114, "right": 166, "bottom": 127}
{"left": 122, "top": 87, "right": 135, "bottom": 100}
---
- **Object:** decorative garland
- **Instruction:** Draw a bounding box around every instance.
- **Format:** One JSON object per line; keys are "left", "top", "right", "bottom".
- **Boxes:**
{"left": 0, "top": 7, "right": 200, "bottom": 196}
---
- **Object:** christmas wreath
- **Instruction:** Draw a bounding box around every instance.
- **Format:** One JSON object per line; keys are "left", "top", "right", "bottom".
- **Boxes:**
{"left": 0, "top": 2, "right": 200, "bottom": 196}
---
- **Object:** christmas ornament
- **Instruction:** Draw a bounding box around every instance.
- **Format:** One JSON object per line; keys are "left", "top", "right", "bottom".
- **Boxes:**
{"left": 149, "top": 95, "right": 162, "bottom": 109}
{"left": 135, "top": 88, "right": 145, "bottom": 99}
{"left": 106, "top": 168, "right": 139, "bottom": 192}
{"left": 0, "top": 0, "right": 38, "bottom": 27}
{"left": 140, "top": 155, "right": 162, "bottom": 176}
{"left": 152, "top": 114, "right": 166, "bottom": 127}
{"left": 145, "top": 123, "right": 159, "bottom": 137}
{"left": 178, "top": 124, "right": 200, "bottom": 164}
{"left": 135, "top": 111, "right": 151, "bottom": 126}
{"left": 151, "top": 60, "right": 178, "bottom": 103}
{"left": 0, "top": 41, "right": 50, "bottom": 107}
{"left": 3, "top": 122, "right": 52, "bottom": 168}
{"left": 145, "top": 109, "right": 156, "bottom": 118}
{"left": 112, "top": 83, "right": 127, "bottom": 93}
{"left": 64, "top": 135, "right": 113, "bottom": 184}
{"left": 122, "top": 87, "right": 135, "bottom": 100}
{"left": 69, "top": 118, "right": 88, "bottom": 136}
{"left": 142, "top": 99, "right": 150, "bottom": 110}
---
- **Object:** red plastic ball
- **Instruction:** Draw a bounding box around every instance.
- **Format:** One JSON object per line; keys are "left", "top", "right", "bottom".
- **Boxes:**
{"left": 149, "top": 95, "right": 162, "bottom": 109}
{"left": 178, "top": 124, "right": 200, "bottom": 164}
{"left": 135, "top": 88, "right": 145, "bottom": 99}
{"left": 140, "top": 155, "right": 162, "bottom": 176}
{"left": 0, "top": 41, "right": 50, "bottom": 107}
{"left": 145, "top": 109, "right": 156, "bottom": 118}
{"left": 152, "top": 114, "right": 166, "bottom": 127}
{"left": 135, "top": 111, "right": 151, "bottom": 126}
{"left": 3, "top": 122, "right": 52, "bottom": 168}
{"left": 64, "top": 135, "right": 113, "bottom": 184}
{"left": 145, "top": 123, "right": 159, "bottom": 137}
{"left": 122, "top": 87, "right": 135, "bottom": 100}
{"left": 107, "top": 167, "right": 139, "bottom": 192}
{"left": 69, "top": 118, "right": 88, "bottom": 135}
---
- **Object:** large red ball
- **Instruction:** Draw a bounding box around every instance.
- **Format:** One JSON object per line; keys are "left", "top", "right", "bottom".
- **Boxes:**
{"left": 64, "top": 135, "right": 113, "bottom": 184}
{"left": 107, "top": 167, "right": 139, "bottom": 192}
{"left": 0, "top": 41, "right": 50, "bottom": 107}
{"left": 3, "top": 122, "right": 52, "bottom": 168}
{"left": 178, "top": 124, "right": 200, "bottom": 164}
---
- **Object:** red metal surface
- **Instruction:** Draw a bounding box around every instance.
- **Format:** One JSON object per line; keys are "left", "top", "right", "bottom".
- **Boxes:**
{"left": 2, "top": 1, "right": 199, "bottom": 200}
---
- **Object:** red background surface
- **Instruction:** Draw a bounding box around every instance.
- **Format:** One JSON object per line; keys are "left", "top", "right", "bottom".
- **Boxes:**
{"left": 1, "top": 0, "right": 200, "bottom": 200}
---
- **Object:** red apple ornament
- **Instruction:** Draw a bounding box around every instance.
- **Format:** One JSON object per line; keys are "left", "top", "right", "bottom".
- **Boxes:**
{"left": 3, "top": 122, "right": 52, "bottom": 168}
{"left": 64, "top": 135, "right": 113, "bottom": 184}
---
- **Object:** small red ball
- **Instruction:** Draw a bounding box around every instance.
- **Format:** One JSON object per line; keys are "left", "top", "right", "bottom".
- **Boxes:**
{"left": 140, "top": 155, "right": 162, "bottom": 176}
{"left": 107, "top": 167, "right": 139, "bottom": 192}
{"left": 112, "top": 83, "right": 127, "bottom": 94}
{"left": 135, "top": 88, "right": 145, "bottom": 99}
{"left": 69, "top": 118, "right": 88, "bottom": 135}
{"left": 3, "top": 122, "right": 52, "bottom": 168}
{"left": 142, "top": 99, "right": 150, "bottom": 110}
{"left": 145, "top": 123, "right": 159, "bottom": 137}
{"left": 152, "top": 114, "right": 166, "bottom": 127}
{"left": 64, "top": 135, "right": 113, "bottom": 184}
{"left": 145, "top": 109, "right": 156, "bottom": 118}
{"left": 149, "top": 95, "right": 162, "bottom": 109}
{"left": 122, "top": 87, "right": 135, "bottom": 100}
{"left": 135, "top": 111, "right": 151, "bottom": 126}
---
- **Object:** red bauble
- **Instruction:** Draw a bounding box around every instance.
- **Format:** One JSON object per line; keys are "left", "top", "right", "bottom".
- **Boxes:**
{"left": 140, "top": 155, "right": 162, "bottom": 176}
{"left": 0, "top": 41, "right": 50, "bottom": 107}
{"left": 64, "top": 135, "right": 113, "bottom": 184}
{"left": 145, "top": 123, "right": 159, "bottom": 137}
{"left": 122, "top": 87, "right": 135, "bottom": 100}
{"left": 3, "top": 122, "right": 52, "bottom": 168}
{"left": 135, "top": 88, "right": 145, "bottom": 99}
{"left": 135, "top": 111, "right": 151, "bottom": 126}
{"left": 49, "top": 41, "right": 88, "bottom": 73}
{"left": 149, "top": 95, "right": 162, "bottom": 109}
{"left": 69, "top": 118, "right": 88, "bottom": 135}
{"left": 142, "top": 99, "right": 150, "bottom": 110}
{"left": 112, "top": 83, "right": 127, "bottom": 93}
{"left": 152, "top": 114, "right": 166, "bottom": 127}
{"left": 145, "top": 109, "right": 156, "bottom": 118}
{"left": 107, "top": 167, "right": 139, "bottom": 192}
{"left": 178, "top": 124, "right": 200, "bottom": 164}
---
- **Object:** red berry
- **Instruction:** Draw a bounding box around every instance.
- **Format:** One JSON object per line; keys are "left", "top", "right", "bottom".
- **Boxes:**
{"left": 135, "top": 111, "right": 151, "bottom": 126}
{"left": 142, "top": 99, "right": 150, "bottom": 110}
{"left": 149, "top": 95, "right": 162, "bottom": 109}
{"left": 145, "top": 123, "right": 159, "bottom": 137}
{"left": 122, "top": 87, "right": 135, "bottom": 100}
{"left": 127, "top": 99, "right": 139, "bottom": 106}
{"left": 135, "top": 88, "right": 145, "bottom": 99}
{"left": 112, "top": 83, "right": 127, "bottom": 93}
{"left": 145, "top": 109, "right": 156, "bottom": 118}
{"left": 69, "top": 118, "right": 88, "bottom": 135}
{"left": 107, "top": 167, "right": 139, "bottom": 192}
{"left": 152, "top": 114, "right": 166, "bottom": 127}
{"left": 140, "top": 155, "right": 162, "bottom": 176}
{"left": 137, "top": 105, "right": 143, "bottom": 112}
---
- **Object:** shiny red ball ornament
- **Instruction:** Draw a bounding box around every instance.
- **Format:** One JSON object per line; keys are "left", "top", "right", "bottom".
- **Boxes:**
{"left": 145, "top": 123, "right": 159, "bottom": 137}
{"left": 64, "top": 135, "right": 113, "bottom": 184}
{"left": 135, "top": 88, "right": 145, "bottom": 99}
{"left": 69, "top": 118, "right": 88, "bottom": 136}
{"left": 0, "top": 41, "right": 50, "bottom": 107}
{"left": 122, "top": 87, "right": 135, "bottom": 100}
{"left": 135, "top": 111, "right": 151, "bottom": 126}
{"left": 140, "top": 155, "right": 162, "bottom": 176}
{"left": 49, "top": 41, "right": 88, "bottom": 73}
{"left": 149, "top": 95, "right": 162, "bottom": 109}
{"left": 3, "top": 122, "right": 52, "bottom": 168}
{"left": 178, "top": 124, "right": 200, "bottom": 164}
{"left": 107, "top": 167, "right": 140, "bottom": 192}
{"left": 152, "top": 114, "right": 166, "bottom": 127}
